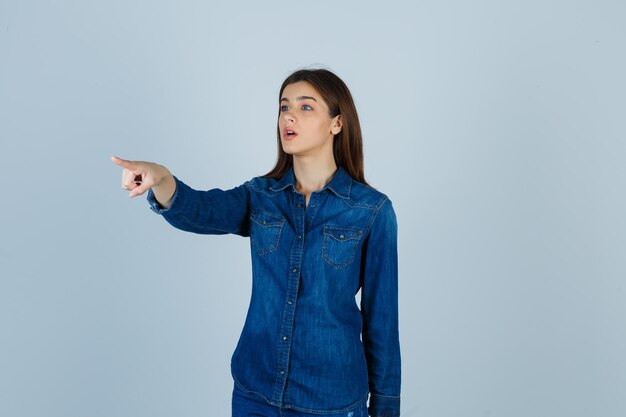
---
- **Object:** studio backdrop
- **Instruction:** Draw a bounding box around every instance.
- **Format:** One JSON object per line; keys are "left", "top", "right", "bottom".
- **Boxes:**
{"left": 1, "top": 1, "right": 624, "bottom": 416}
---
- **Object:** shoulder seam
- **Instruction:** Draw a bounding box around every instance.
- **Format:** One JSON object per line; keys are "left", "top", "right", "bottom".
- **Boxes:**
{"left": 363, "top": 197, "right": 390, "bottom": 239}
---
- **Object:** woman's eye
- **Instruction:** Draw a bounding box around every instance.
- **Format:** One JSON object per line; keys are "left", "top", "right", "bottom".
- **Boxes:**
{"left": 302, "top": 104, "right": 313, "bottom": 110}
{"left": 280, "top": 105, "right": 289, "bottom": 111}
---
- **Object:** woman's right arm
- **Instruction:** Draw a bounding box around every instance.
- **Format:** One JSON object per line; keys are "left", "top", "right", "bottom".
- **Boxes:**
{"left": 111, "top": 156, "right": 250, "bottom": 236}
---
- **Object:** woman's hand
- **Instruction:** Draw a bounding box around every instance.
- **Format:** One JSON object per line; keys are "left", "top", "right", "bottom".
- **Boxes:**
{"left": 111, "top": 156, "right": 176, "bottom": 208}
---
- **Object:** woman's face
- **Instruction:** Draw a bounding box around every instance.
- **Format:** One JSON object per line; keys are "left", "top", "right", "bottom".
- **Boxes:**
{"left": 278, "top": 81, "right": 342, "bottom": 159}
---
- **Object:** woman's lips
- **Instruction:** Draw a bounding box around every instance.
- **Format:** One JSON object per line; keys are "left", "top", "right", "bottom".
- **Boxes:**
{"left": 283, "top": 128, "right": 298, "bottom": 140}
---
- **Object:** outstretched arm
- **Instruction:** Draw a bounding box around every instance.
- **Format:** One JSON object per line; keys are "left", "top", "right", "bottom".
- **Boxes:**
{"left": 111, "top": 156, "right": 250, "bottom": 236}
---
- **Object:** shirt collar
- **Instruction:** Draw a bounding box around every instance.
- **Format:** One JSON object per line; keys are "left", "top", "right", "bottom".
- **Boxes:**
{"left": 269, "top": 165, "right": 352, "bottom": 199}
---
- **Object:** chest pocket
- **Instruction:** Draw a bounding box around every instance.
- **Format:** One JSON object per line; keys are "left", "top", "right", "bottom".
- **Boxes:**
{"left": 322, "top": 225, "right": 363, "bottom": 268}
{"left": 250, "top": 211, "right": 286, "bottom": 255}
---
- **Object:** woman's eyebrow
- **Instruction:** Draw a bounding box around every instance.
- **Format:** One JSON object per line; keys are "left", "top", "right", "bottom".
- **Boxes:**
{"left": 280, "top": 96, "right": 318, "bottom": 102}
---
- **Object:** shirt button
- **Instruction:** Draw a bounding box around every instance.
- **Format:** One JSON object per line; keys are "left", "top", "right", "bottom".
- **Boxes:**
{"left": 310, "top": 204, "right": 315, "bottom": 208}
{"left": 297, "top": 235, "right": 302, "bottom": 239}
{"left": 282, "top": 336, "right": 287, "bottom": 341}
{"left": 287, "top": 300, "right": 293, "bottom": 305}
{"left": 339, "top": 234, "right": 345, "bottom": 239}
{"left": 280, "top": 370, "right": 285, "bottom": 375}
{"left": 292, "top": 268, "right": 298, "bottom": 273}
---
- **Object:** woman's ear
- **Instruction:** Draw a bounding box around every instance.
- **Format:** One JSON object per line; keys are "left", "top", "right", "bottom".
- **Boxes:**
{"left": 331, "top": 115, "right": 343, "bottom": 135}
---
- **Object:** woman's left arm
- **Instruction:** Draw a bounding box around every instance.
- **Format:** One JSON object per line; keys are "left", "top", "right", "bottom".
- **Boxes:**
{"left": 360, "top": 198, "right": 401, "bottom": 417}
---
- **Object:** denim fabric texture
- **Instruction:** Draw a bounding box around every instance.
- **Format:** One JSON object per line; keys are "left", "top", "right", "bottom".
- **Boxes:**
{"left": 147, "top": 166, "right": 401, "bottom": 417}
{"left": 232, "top": 381, "right": 368, "bottom": 417}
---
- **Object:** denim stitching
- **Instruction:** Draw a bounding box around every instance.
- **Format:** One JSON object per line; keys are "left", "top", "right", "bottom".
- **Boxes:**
{"left": 250, "top": 211, "right": 286, "bottom": 255}
{"left": 321, "top": 225, "right": 363, "bottom": 269}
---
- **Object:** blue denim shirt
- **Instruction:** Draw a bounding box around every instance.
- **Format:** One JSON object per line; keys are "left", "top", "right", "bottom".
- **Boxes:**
{"left": 146, "top": 165, "right": 401, "bottom": 417}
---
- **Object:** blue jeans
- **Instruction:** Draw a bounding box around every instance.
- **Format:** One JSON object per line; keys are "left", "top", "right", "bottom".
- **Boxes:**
{"left": 232, "top": 383, "right": 369, "bottom": 417}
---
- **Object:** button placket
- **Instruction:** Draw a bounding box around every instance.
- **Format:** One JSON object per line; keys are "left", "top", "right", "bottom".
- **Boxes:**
{"left": 272, "top": 192, "right": 306, "bottom": 403}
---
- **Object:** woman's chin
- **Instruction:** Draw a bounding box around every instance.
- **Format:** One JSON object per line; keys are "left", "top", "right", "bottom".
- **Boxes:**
{"left": 281, "top": 143, "right": 299, "bottom": 155}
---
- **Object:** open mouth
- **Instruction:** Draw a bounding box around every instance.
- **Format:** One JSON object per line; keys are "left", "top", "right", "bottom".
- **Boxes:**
{"left": 283, "top": 128, "right": 298, "bottom": 139}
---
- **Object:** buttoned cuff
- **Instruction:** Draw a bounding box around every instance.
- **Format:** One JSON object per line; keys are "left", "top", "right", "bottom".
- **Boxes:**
{"left": 369, "top": 393, "right": 401, "bottom": 417}
{"left": 147, "top": 175, "right": 182, "bottom": 214}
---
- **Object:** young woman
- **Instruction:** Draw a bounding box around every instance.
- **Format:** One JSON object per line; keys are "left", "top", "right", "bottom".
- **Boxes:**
{"left": 111, "top": 68, "right": 401, "bottom": 417}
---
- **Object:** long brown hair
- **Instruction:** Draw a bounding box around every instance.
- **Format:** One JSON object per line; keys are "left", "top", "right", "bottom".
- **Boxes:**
{"left": 262, "top": 68, "right": 369, "bottom": 186}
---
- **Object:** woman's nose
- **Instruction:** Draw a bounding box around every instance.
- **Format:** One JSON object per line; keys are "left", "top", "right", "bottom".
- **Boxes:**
{"left": 283, "top": 111, "right": 295, "bottom": 123}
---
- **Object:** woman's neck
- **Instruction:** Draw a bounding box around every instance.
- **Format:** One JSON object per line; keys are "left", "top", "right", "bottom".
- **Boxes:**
{"left": 292, "top": 156, "right": 338, "bottom": 196}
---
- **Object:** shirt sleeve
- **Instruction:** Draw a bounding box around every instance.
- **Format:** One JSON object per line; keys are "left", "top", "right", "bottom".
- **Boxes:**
{"left": 360, "top": 198, "right": 401, "bottom": 417}
{"left": 146, "top": 175, "right": 251, "bottom": 237}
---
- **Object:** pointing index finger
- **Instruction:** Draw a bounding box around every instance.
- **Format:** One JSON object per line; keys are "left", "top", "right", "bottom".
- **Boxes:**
{"left": 111, "top": 156, "right": 145, "bottom": 175}
{"left": 111, "top": 155, "right": 133, "bottom": 168}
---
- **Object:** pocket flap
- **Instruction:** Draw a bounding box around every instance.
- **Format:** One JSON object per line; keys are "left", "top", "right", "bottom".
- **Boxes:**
{"left": 250, "top": 211, "right": 285, "bottom": 228}
{"left": 323, "top": 226, "right": 363, "bottom": 242}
